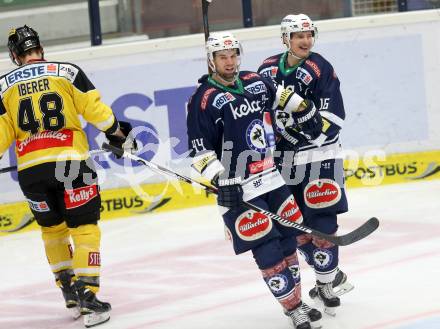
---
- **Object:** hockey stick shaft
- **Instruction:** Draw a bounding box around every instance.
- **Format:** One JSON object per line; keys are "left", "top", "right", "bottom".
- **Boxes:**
{"left": 201, "top": 0, "right": 213, "bottom": 74}
{"left": 102, "top": 142, "right": 379, "bottom": 246}
{"left": 0, "top": 149, "right": 108, "bottom": 174}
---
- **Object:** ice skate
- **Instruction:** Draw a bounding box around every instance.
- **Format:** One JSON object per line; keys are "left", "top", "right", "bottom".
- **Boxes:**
{"left": 75, "top": 281, "right": 111, "bottom": 328}
{"left": 309, "top": 269, "right": 354, "bottom": 298}
{"left": 58, "top": 271, "right": 81, "bottom": 320}
{"left": 301, "top": 302, "right": 322, "bottom": 329}
{"left": 285, "top": 302, "right": 312, "bottom": 329}
{"left": 314, "top": 281, "right": 341, "bottom": 316}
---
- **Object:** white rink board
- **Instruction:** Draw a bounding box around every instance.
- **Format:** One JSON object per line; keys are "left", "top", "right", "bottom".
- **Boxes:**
{"left": 0, "top": 10, "right": 439, "bottom": 201}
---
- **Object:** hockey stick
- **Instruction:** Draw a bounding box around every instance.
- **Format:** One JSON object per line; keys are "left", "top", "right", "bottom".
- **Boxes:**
{"left": 0, "top": 149, "right": 108, "bottom": 174}
{"left": 201, "top": 0, "right": 213, "bottom": 73}
{"left": 102, "top": 142, "right": 379, "bottom": 246}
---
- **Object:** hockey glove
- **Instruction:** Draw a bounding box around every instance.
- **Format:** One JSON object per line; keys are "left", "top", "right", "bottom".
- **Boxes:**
{"left": 212, "top": 175, "right": 243, "bottom": 209}
{"left": 105, "top": 121, "right": 138, "bottom": 158}
{"left": 291, "top": 100, "right": 323, "bottom": 140}
{"left": 274, "top": 127, "right": 304, "bottom": 168}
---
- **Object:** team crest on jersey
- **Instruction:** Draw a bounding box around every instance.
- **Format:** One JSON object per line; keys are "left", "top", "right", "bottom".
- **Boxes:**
{"left": 296, "top": 67, "right": 313, "bottom": 85}
{"left": 244, "top": 81, "right": 267, "bottom": 95}
{"left": 235, "top": 210, "right": 272, "bottom": 241}
{"left": 304, "top": 179, "right": 341, "bottom": 209}
{"left": 313, "top": 248, "right": 333, "bottom": 269}
{"left": 274, "top": 110, "right": 293, "bottom": 132}
{"left": 246, "top": 119, "right": 267, "bottom": 153}
{"left": 212, "top": 92, "right": 235, "bottom": 109}
{"left": 277, "top": 195, "right": 303, "bottom": 225}
{"left": 266, "top": 274, "right": 289, "bottom": 294}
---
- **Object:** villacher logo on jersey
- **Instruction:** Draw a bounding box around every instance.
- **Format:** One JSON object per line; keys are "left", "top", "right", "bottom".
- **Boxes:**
{"left": 230, "top": 99, "right": 262, "bottom": 119}
{"left": 16, "top": 130, "right": 73, "bottom": 156}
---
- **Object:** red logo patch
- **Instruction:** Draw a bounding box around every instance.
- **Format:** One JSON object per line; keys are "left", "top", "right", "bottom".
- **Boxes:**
{"left": 88, "top": 252, "right": 101, "bottom": 266}
{"left": 201, "top": 88, "right": 216, "bottom": 110}
{"left": 64, "top": 184, "right": 98, "bottom": 209}
{"left": 277, "top": 196, "right": 303, "bottom": 224}
{"left": 242, "top": 72, "right": 260, "bottom": 80}
{"left": 16, "top": 129, "right": 74, "bottom": 156}
{"left": 47, "top": 64, "right": 57, "bottom": 73}
{"left": 305, "top": 60, "right": 321, "bottom": 78}
{"left": 248, "top": 157, "right": 275, "bottom": 174}
{"left": 235, "top": 211, "right": 272, "bottom": 241}
{"left": 304, "top": 179, "right": 341, "bottom": 209}
{"left": 224, "top": 39, "right": 233, "bottom": 46}
{"left": 263, "top": 57, "right": 277, "bottom": 65}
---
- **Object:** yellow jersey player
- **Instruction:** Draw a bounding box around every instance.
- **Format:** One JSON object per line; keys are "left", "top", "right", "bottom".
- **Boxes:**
{"left": 0, "top": 25, "right": 136, "bottom": 328}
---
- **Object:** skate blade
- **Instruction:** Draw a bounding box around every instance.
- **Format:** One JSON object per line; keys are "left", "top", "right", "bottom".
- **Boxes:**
{"left": 324, "top": 306, "right": 337, "bottom": 317}
{"left": 334, "top": 282, "right": 354, "bottom": 297}
{"left": 83, "top": 311, "right": 110, "bottom": 328}
{"left": 70, "top": 306, "right": 81, "bottom": 320}
{"left": 310, "top": 319, "right": 322, "bottom": 329}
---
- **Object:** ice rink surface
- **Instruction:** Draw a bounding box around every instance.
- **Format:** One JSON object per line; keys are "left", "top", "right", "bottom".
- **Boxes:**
{"left": 1, "top": 180, "right": 439, "bottom": 329}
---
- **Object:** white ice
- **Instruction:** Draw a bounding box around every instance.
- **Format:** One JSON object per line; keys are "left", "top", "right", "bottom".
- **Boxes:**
{"left": 1, "top": 180, "right": 440, "bottom": 329}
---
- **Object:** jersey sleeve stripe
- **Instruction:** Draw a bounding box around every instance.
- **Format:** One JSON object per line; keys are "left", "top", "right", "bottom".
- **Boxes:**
{"left": 320, "top": 111, "right": 345, "bottom": 128}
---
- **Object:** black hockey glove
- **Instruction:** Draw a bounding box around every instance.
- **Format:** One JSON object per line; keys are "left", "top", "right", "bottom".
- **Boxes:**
{"left": 291, "top": 100, "right": 323, "bottom": 140}
{"left": 274, "top": 127, "right": 303, "bottom": 168}
{"left": 105, "top": 121, "right": 138, "bottom": 158}
{"left": 212, "top": 175, "right": 243, "bottom": 209}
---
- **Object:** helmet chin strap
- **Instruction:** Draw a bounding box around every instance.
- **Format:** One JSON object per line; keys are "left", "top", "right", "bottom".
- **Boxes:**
{"left": 209, "top": 58, "right": 240, "bottom": 85}
{"left": 284, "top": 35, "right": 314, "bottom": 61}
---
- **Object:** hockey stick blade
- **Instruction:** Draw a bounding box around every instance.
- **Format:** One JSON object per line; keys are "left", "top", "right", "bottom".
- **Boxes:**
{"left": 314, "top": 217, "right": 379, "bottom": 246}
{"left": 102, "top": 142, "right": 380, "bottom": 246}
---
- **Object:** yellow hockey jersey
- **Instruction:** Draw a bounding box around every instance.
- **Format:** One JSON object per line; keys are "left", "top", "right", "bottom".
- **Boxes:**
{"left": 0, "top": 61, "right": 116, "bottom": 171}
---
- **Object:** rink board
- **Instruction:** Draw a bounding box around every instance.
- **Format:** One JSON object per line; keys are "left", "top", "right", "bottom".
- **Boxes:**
{"left": 0, "top": 149, "right": 439, "bottom": 236}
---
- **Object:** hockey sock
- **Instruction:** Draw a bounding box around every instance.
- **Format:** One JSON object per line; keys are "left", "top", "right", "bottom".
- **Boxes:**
{"left": 284, "top": 251, "right": 301, "bottom": 284}
{"left": 312, "top": 237, "right": 339, "bottom": 283}
{"left": 41, "top": 222, "right": 74, "bottom": 278}
{"left": 261, "top": 259, "right": 301, "bottom": 311}
{"left": 296, "top": 234, "right": 314, "bottom": 267}
{"left": 70, "top": 224, "right": 101, "bottom": 293}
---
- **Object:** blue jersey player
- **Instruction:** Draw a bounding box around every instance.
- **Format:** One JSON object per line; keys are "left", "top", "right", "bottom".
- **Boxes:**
{"left": 187, "top": 32, "right": 323, "bottom": 329}
{"left": 258, "top": 14, "right": 354, "bottom": 316}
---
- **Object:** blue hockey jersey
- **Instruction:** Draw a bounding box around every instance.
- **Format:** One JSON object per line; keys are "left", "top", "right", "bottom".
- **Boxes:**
{"left": 187, "top": 71, "right": 288, "bottom": 201}
{"left": 258, "top": 52, "right": 345, "bottom": 165}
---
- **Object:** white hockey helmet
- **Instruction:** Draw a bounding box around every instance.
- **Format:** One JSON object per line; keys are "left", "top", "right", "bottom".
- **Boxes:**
{"left": 281, "top": 14, "right": 317, "bottom": 48}
{"left": 206, "top": 32, "right": 242, "bottom": 73}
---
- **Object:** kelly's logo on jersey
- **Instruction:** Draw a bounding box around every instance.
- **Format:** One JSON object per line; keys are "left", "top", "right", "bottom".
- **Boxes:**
{"left": 64, "top": 184, "right": 98, "bottom": 209}
{"left": 213, "top": 92, "right": 235, "bottom": 109}
{"left": 245, "top": 81, "right": 267, "bottom": 95}
{"left": 230, "top": 99, "right": 262, "bottom": 119}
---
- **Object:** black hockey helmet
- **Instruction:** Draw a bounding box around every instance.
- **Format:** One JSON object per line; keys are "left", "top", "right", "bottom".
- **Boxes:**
{"left": 7, "top": 25, "right": 41, "bottom": 65}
